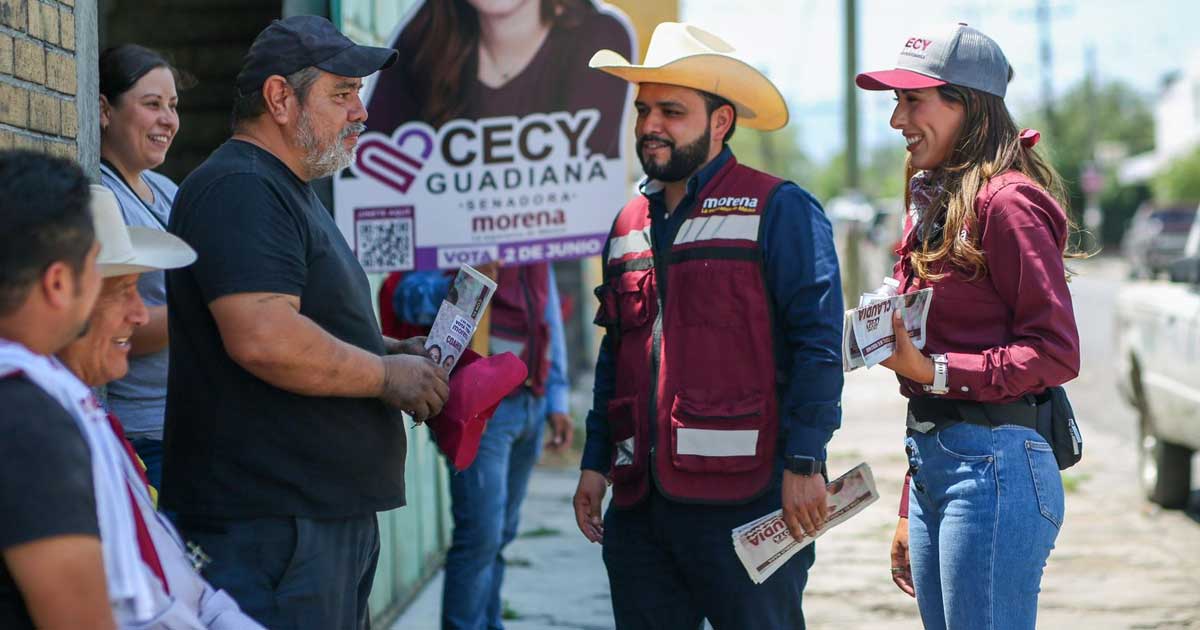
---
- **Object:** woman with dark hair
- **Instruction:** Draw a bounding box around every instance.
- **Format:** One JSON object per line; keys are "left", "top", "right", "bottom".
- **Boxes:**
{"left": 366, "top": 0, "right": 632, "bottom": 158}
{"left": 98, "top": 43, "right": 188, "bottom": 491}
{"left": 856, "top": 23, "right": 1081, "bottom": 630}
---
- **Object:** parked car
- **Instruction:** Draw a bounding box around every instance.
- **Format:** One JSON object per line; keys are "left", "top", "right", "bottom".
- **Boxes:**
{"left": 1116, "top": 250, "right": 1200, "bottom": 508}
{"left": 1121, "top": 203, "right": 1197, "bottom": 279}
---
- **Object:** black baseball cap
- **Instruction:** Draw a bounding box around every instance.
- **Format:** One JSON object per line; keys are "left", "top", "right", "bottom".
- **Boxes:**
{"left": 236, "top": 15, "right": 398, "bottom": 96}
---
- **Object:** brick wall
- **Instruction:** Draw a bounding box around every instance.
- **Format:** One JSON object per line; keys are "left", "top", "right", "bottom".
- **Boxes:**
{"left": 0, "top": 0, "right": 79, "bottom": 158}
{"left": 101, "top": 0, "right": 283, "bottom": 183}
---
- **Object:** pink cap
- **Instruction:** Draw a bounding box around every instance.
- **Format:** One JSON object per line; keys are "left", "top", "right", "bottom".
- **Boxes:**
{"left": 855, "top": 68, "right": 947, "bottom": 92}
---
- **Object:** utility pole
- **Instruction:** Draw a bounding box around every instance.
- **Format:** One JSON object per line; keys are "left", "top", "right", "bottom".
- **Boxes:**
{"left": 1081, "top": 43, "right": 1103, "bottom": 250}
{"left": 1035, "top": 0, "right": 1060, "bottom": 139}
{"left": 841, "top": 0, "right": 863, "bottom": 301}
{"left": 844, "top": 0, "right": 859, "bottom": 191}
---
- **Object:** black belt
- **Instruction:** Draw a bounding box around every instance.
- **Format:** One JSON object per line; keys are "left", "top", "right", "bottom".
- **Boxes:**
{"left": 907, "top": 395, "right": 1042, "bottom": 433}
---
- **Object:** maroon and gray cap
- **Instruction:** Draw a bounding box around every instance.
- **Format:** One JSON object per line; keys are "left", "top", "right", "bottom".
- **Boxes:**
{"left": 856, "top": 23, "right": 1011, "bottom": 98}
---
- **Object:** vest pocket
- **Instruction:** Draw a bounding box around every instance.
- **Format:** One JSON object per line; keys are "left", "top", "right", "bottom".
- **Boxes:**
{"left": 615, "top": 270, "right": 655, "bottom": 331}
{"left": 607, "top": 395, "right": 643, "bottom": 482}
{"left": 669, "top": 391, "right": 766, "bottom": 473}
{"left": 676, "top": 265, "right": 756, "bottom": 328}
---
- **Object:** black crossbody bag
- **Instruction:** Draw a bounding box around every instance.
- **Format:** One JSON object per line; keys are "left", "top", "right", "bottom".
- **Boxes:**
{"left": 908, "top": 387, "right": 1082, "bottom": 470}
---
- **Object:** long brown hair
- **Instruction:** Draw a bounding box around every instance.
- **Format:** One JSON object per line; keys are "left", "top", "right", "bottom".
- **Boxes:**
{"left": 404, "top": 0, "right": 591, "bottom": 126}
{"left": 902, "top": 83, "right": 1072, "bottom": 282}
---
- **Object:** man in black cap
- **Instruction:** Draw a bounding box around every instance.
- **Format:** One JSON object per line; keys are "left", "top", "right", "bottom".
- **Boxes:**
{"left": 163, "top": 15, "right": 449, "bottom": 629}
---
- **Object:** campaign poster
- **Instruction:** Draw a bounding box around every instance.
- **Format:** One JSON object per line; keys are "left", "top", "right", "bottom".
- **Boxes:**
{"left": 334, "top": 0, "right": 637, "bottom": 272}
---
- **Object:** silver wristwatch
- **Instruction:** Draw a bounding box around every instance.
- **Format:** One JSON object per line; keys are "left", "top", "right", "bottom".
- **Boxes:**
{"left": 924, "top": 354, "right": 949, "bottom": 395}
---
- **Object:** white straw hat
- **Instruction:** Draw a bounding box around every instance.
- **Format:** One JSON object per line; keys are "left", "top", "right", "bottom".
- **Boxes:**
{"left": 589, "top": 22, "right": 789, "bottom": 131}
{"left": 90, "top": 184, "right": 196, "bottom": 278}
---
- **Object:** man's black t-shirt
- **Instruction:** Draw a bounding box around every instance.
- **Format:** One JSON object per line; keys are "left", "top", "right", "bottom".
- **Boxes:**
{"left": 0, "top": 376, "right": 99, "bottom": 629}
{"left": 164, "top": 140, "right": 406, "bottom": 519}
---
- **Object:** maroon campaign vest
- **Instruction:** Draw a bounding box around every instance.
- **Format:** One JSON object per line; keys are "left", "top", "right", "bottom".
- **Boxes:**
{"left": 490, "top": 263, "right": 551, "bottom": 396}
{"left": 596, "top": 158, "right": 784, "bottom": 507}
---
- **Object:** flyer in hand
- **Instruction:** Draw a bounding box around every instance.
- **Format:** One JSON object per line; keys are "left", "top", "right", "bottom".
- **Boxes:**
{"left": 731, "top": 463, "right": 879, "bottom": 585}
{"left": 842, "top": 288, "right": 933, "bottom": 372}
{"left": 424, "top": 265, "right": 498, "bottom": 372}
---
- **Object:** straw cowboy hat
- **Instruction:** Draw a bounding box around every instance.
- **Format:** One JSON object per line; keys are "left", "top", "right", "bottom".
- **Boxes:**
{"left": 90, "top": 185, "right": 196, "bottom": 278}
{"left": 589, "top": 22, "right": 789, "bottom": 131}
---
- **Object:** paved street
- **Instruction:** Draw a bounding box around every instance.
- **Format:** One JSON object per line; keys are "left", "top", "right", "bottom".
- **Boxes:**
{"left": 395, "top": 256, "right": 1200, "bottom": 629}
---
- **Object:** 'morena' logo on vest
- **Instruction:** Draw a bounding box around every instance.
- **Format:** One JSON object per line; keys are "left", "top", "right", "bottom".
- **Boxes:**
{"left": 700, "top": 196, "right": 759, "bottom": 215}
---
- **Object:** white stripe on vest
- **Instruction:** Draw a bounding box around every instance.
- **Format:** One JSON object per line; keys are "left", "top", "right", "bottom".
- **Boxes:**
{"left": 608, "top": 225, "right": 653, "bottom": 262}
{"left": 674, "top": 215, "right": 761, "bottom": 245}
{"left": 675, "top": 428, "right": 759, "bottom": 457}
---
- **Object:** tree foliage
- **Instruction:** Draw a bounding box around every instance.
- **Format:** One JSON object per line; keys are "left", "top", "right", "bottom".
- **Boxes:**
{"left": 1152, "top": 146, "right": 1200, "bottom": 206}
{"left": 728, "top": 126, "right": 814, "bottom": 186}
{"left": 1024, "top": 80, "right": 1155, "bottom": 245}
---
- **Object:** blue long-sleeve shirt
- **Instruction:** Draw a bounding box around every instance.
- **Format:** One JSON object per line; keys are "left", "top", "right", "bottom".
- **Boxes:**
{"left": 393, "top": 266, "right": 569, "bottom": 415}
{"left": 581, "top": 148, "right": 844, "bottom": 473}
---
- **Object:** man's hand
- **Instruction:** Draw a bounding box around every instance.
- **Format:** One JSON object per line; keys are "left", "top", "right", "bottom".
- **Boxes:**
{"left": 890, "top": 517, "right": 915, "bottom": 597}
{"left": 379, "top": 354, "right": 449, "bottom": 423}
{"left": 545, "top": 412, "right": 574, "bottom": 453}
{"left": 782, "top": 471, "right": 829, "bottom": 542}
{"left": 573, "top": 470, "right": 608, "bottom": 543}
{"left": 384, "top": 335, "right": 431, "bottom": 358}
{"left": 476, "top": 261, "right": 502, "bottom": 282}
{"left": 880, "top": 311, "right": 934, "bottom": 385}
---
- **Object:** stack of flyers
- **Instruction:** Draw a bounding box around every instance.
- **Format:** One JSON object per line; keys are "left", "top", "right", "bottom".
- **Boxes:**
{"left": 842, "top": 288, "right": 933, "bottom": 372}
{"left": 425, "top": 265, "right": 498, "bottom": 372}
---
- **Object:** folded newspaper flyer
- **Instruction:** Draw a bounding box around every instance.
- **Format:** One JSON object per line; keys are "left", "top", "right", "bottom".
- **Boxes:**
{"left": 732, "top": 463, "right": 879, "bottom": 585}
{"left": 424, "top": 265, "right": 497, "bottom": 373}
{"left": 842, "top": 287, "right": 933, "bottom": 372}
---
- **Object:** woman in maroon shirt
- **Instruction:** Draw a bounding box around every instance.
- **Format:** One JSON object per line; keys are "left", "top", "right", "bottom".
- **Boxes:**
{"left": 856, "top": 23, "right": 1081, "bottom": 629}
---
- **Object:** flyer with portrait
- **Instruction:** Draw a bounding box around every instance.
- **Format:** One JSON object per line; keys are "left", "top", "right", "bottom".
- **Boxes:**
{"left": 424, "top": 265, "right": 497, "bottom": 372}
{"left": 842, "top": 288, "right": 933, "bottom": 371}
{"left": 731, "top": 463, "right": 879, "bottom": 584}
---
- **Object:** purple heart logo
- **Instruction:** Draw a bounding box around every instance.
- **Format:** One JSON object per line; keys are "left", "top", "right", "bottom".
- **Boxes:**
{"left": 356, "top": 128, "right": 435, "bottom": 194}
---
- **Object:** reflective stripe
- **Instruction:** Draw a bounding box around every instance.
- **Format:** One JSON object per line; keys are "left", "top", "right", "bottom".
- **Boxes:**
{"left": 675, "top": 428, "right": 758, "bottom": 457}
{"left": 608, "top": 226, "right": 652, "bottom": 262}
{"left": 490, "top": 337, "right": 525, "bottom": 358}
{"left": 674, "top": 215, "right": 761, "bottom": 245}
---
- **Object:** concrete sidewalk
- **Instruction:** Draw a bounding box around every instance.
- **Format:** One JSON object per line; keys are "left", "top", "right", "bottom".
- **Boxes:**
{"left": 394, "top": 363, "right": 1200, "bottom": 629}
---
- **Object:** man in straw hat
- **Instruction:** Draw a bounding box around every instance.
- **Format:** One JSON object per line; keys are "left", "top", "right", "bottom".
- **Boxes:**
{"left": 51, "top": 186, "right": 265, "bottom": 628}
{"left": 572, "top": 22, "right": 844, "bottom": 628}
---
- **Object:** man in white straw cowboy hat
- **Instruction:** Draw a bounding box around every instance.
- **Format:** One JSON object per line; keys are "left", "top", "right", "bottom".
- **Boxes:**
{"left": 572, "top": 22, "right": 844, "bottom": 629}
{"left": 51, "top": 186, "right": 266, "bottom": 628}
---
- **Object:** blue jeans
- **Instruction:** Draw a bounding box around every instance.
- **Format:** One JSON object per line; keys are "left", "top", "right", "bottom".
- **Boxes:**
{"left": 129, "top": 436, "right": 164, "bottom": 492}
{"left": 176, "top": 513, "right": 380, "bottom": 630}
{"left": 906, "top": 422, "right": 1064, "bottom": 630}
{"left": 442, "top": 392, "right": 546, "bottom": 630}
{"left": 602, "top": 475, "right": 814, "bottom": 630}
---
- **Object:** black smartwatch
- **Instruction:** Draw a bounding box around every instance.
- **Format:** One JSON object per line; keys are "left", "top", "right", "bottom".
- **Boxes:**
{"left": 785, "top": 455, "right": 820, "bottom": 476}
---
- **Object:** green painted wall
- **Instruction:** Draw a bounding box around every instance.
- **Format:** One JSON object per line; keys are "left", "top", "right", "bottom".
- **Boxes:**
{"left": 333, "top": 2, "right": 453, "bottom": 625}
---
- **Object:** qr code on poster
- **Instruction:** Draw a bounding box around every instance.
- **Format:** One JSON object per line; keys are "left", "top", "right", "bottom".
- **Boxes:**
{"left": 354, "top": 207, "right": 415, "bottom": 272}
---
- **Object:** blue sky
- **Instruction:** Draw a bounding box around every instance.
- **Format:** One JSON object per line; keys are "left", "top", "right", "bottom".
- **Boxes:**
{"left": 681, "top": 0, "right": 1200, "bottom": 162}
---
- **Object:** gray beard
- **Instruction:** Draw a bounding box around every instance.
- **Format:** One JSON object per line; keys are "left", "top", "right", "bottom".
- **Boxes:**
{"left": 297, "top": 109, "right": 364, "bottom": 179}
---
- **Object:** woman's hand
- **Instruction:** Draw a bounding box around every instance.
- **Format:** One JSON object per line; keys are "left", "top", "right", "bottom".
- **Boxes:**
{"left": 879, "top": 312, "right": 935, "bottom": 385}
{"left": 890, "top": 516, "right": 915, "bottom": 597}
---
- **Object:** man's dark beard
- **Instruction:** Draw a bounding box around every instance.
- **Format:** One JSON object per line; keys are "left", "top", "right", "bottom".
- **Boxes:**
{"left": 638, "top": 128, "right": 711, "bottom": 182}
